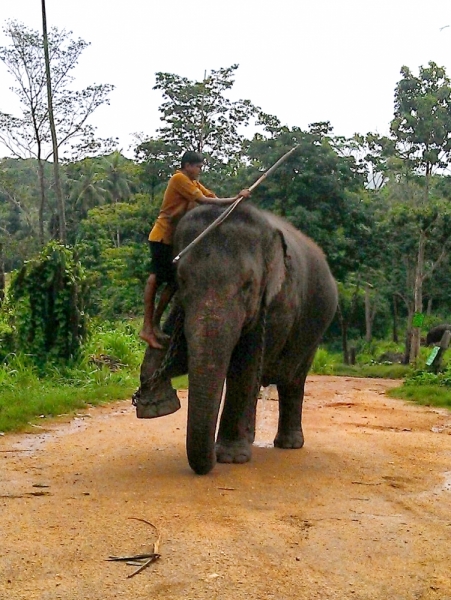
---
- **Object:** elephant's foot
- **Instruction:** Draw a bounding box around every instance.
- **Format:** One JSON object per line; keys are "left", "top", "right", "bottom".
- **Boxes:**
{"left": 134, "top": 389, "right": 181, "bottom": 419}
{"left": 216, "top": 439, "right": 252, "bottom": 464}
{"left": 274, "top": 429, "right": 304, "bottom": 449}
{"left": 246, "top": 427, "right": 256, "bottom": 444}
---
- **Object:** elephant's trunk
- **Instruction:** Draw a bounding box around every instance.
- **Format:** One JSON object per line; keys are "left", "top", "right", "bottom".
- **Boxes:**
{"left": 186, "top": 362, "right": 226, "bottom": 474}
{"left": 185, "top": 308, "right": 241, "bottom": 475}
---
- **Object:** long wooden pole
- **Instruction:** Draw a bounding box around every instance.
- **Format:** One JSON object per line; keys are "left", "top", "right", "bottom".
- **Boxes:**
{"left": 41, "top": 0, "right": 66, "bottom": 244}
{"left": 173, "top": 145, "right": 298, "bottom": 264}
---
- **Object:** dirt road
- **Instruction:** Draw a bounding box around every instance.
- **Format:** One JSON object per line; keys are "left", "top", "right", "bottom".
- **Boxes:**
{"left": 1, "top": 376, "right": 451, "bottom": 600}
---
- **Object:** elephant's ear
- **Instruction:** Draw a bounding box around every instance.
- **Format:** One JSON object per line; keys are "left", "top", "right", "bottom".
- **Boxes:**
{"left": 265, "top": 228, "right": 288, "bottom": 305}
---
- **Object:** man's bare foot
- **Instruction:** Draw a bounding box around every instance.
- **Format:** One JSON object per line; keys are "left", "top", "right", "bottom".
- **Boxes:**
{"left": 139, "top": 329, "right": 165, "bottom": 349}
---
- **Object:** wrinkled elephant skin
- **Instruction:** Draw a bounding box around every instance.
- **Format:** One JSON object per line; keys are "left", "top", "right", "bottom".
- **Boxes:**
{"left": 136, "top": 203, "right": 338, "bottom": 475}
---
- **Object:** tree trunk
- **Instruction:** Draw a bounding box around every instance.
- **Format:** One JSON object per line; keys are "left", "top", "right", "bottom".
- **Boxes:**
{"left": 392, "top": 294, "right": 399, "bottom": 343}
{"left": 336, "top": 305, "right": 349, "bottom": 364}
{"left": 37, "top": 157, "right": 46, "bottom": 246}
{"left": 403, "top": 309, "right": 414, "bottom": 365}
{"left": 41, "top": 0, "right": 66, "bottom": 244}
{"left": 0, "top": 242, "right": 5, "bottom": 307}
{"left": 340, "top": 319, "right": 349, "bottom": 365}
{"left": 364, "top": 284, "right": 376, "bottom": 343}
{"left": 426, "top": 297, "right": 433, "bottom": 316}
{"left": 409, "top": 231, "right": 425, "bottom": 364}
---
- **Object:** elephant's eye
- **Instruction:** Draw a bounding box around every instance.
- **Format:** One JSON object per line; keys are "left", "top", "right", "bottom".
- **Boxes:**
{"left": 242, "top": 279, "right": 253, "bottom": 293}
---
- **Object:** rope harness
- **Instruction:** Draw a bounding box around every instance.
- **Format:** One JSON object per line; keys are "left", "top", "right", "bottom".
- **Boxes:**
{"left": 132, "top": 307, "right": 185, "bottom": 407}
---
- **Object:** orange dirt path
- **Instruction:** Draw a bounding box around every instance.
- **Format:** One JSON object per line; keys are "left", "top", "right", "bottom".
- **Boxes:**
{"left": 1, "top": 376, "right": 451, "bottom": 600}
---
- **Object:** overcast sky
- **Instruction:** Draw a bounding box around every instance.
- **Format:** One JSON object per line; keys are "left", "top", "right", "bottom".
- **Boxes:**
{"left": 1, "top": 0, "right": 451, "bottom": 156}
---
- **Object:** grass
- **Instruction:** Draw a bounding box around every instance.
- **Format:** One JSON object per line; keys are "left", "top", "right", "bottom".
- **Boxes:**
{"left": 310, "top": 346, "right": 412, "bottom": 379}
{"left": 0, "top": 313, "right": 192, "bottom": 434}
{"left": 327, "top": 363, "right": 411, "bottom": 379}
{"left": 0, "top": 367, "right": 189, "bottom": 434}
{"left": 2, "top": 329, "right": 450, "bottom": 434}
{"left": 172, "top": 374, "right": 188, "bottom": 389}
{"left": 0, "top": 318, "right": 146, "bottom": 433}
{"left": 388, "top": 384, "right": 451, "bottom": 409}
{"left": 0, "top": 376, "right": 137, "bottom": 433}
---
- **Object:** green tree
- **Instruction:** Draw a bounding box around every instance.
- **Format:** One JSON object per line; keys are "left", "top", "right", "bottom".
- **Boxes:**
{"left": 0, "top": 158, "right": 49, "bottom": 269}
{"left": 0, "top": 242, "right": 4, "bottom": 306}
{"left": 153, "top": 65, "right": 259, "bottom": 171}
{"left": 375, "top": 175, "right": 451, "bottom": 361}
{"left": 390, "top": 62, "right": 451, "bottom": 361}
{"left": 77, "top": 194, "right": 158, "bottom": 318}
{"left": 97, "top": 151, "right": 137, "bottom": 206}
{"left": 0, "top": 20, "right": 115, "bottom": 244}
{"left": 63, "top": 157, "right": 109, "bottom": 243}
{"left": 134, "top": 137, "right": 177, "bottom": 201}
{"left": 246, "top": 126, "right": 369, "bottom": 280}
{"left": 336, "top": 279, "right": 364, "bottom": 364}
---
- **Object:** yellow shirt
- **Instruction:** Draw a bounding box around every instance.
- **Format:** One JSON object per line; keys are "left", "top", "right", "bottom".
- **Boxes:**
{"left": 148, "top": 171, "right": 216, "bottom": 245}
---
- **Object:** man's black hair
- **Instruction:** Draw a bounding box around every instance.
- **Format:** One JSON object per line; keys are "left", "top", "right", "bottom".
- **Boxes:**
{"left": 181, "top": 151, "right": 204, "bottom": 168}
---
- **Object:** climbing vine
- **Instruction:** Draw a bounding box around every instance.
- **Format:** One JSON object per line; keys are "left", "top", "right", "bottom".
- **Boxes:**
{"left": 9, "top": 241, "right": 88, "bottom": 365}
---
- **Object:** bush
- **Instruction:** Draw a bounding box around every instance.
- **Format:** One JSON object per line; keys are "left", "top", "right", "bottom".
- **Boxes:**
{"left": 311, "top": 348, "right": 338, "bottom": 375}
{"left": 0, "top": 305, "right": 15, "bottom": 361}
{"left": 83, "top": 319, "right": 144, "bottom": 370}
{"left": 9, "top": 241, "right": 88, "bottom": 366}
{"left": 0, "top": 320, "right": 144, "bottom": 433}
{"left": 405, "top": 362, "right": 451, "bottom": 388}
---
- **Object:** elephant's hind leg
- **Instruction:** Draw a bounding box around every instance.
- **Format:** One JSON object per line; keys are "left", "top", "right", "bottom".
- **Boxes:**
{"left": 274, "top": 376, "right": 307, "bottom": 449}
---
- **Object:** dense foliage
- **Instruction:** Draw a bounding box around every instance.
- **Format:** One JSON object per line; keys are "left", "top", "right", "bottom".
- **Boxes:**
{"left": 8, "top": 241, "right": 87, "bottom": 365}
{"left": 2, "top": 21, "right": 451, "bottom": 375}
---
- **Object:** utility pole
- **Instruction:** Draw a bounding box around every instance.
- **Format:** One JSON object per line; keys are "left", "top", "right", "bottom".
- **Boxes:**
{"left": 0, "top": 242, "right": 5, "bottom": 307}
{"left": 41, "top": 0, "right": 67, "bottom": 244}
{"left": 198, "top": 70, "right": 207, "bottom": 153}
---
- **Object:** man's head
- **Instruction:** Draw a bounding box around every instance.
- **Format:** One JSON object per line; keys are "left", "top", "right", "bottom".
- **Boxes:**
{"left": 181, "top": 151, "right": 204, "bottom": 180}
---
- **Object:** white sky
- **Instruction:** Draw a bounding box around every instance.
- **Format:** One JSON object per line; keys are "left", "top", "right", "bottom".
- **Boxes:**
{"left": 1, "top": 0, "right": 451, "bottom": 156}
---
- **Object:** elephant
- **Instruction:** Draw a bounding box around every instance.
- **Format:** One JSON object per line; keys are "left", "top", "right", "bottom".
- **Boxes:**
{"left": 134, "top": 202, "right": 338, "bottom": 475}
{"left": 426, "top": 324, "right": 451, "bottom": 346}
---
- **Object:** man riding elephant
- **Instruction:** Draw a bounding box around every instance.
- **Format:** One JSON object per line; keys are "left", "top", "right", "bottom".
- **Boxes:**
{"left": 139, "top": 151, "right": 250, "bottom": 349}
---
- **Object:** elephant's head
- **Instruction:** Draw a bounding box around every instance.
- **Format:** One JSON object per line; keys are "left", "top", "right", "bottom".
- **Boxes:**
{"left": 173, "top": 204, "right": 287, "bottom": 474}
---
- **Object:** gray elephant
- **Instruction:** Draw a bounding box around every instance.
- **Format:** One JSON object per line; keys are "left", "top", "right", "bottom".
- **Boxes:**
{"left": 134, "top": 203, "right": 338, "bottom": 475}
{"left": 426, "top": 324, "right": 451, "bottom": 346}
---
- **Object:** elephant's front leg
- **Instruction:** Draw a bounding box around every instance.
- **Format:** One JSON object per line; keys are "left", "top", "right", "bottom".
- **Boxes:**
{"left": 274, "top": 374, "right": 307, "bottom": 449}
{"left": 216, "top": 331, "right": 261, "bottom": 464}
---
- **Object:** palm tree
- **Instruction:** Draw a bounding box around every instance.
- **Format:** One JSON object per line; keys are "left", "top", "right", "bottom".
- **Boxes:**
{"left": 66, "top": 158, "right": 108, "bottom": 217}
{"left": 96, "top": 151, "right": 137, "bottom": 246}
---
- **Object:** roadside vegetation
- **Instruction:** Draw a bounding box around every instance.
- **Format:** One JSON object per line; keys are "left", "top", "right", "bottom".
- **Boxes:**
{"left": 0, "top": 318, "right": 191, "bottom": 433}
{"left": 0, "top": 320, "right": 140, "bottom": 432}
{"left": 2, "top": 326, "right": 451, "bottom": 434}
{"left": 312, "top": 342, "right": 451, "bottom": 409}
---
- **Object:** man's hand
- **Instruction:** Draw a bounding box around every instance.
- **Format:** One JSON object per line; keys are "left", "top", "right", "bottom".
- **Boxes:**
{"left": 238, "top": 189, "right": 251, "bottom": 199}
